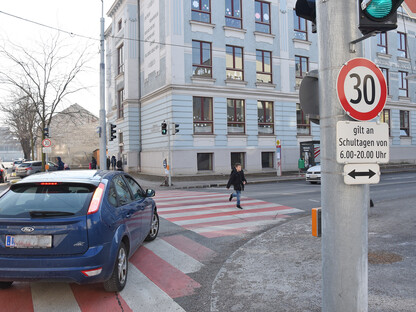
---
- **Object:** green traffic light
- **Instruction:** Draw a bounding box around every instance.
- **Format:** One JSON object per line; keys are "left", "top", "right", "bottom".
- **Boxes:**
{"left": 365, "top": 0, "right": 393, "bottom": 19}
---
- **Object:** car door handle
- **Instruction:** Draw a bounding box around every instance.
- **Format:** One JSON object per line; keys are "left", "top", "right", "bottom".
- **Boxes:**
{"left": 136, "top": 205, "right": 145, "bottom": 210}
{"left": 126, "top": 213, "right": 132, "bottom": 218}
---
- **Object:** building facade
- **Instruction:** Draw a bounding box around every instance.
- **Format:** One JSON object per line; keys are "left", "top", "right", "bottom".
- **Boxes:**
{"left": 0, "top": 127, "right": 24, "bottom": 162}
{"left": 106, "top": 0, "right": 416, "bottom": 175}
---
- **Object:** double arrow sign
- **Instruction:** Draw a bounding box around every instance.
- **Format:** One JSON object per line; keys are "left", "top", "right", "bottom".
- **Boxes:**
{"left": 344, "top": 164, "right": 380, "bottom": 185}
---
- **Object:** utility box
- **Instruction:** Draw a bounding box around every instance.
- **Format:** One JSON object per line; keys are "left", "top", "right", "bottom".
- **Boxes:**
{"left": 299, "top": 140, "right": 320, "bottom": 169}
{"left": 312, "top": 207, "right": 321, "bottom": 237}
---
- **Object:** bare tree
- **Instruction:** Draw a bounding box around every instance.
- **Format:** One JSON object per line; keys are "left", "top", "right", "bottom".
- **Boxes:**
{"left": 0, "top": 35, "right": 92, "bottom": 168}
{"left": 1, "top": 93, "right": 39, "bottom": 160}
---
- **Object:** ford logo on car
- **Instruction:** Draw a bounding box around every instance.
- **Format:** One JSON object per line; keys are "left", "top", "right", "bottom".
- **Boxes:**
{"left": 21, "top": 227, "right": 35, "bottom": 233}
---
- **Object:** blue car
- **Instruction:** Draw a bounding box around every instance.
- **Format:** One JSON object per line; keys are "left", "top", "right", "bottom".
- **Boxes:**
{"left": 0, "top": 170, "right": 159, "bottom": 292}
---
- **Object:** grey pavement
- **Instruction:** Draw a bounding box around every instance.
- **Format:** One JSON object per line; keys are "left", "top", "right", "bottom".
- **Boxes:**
{"left": 209, "top": 194, "right": 416, "bottom": 312}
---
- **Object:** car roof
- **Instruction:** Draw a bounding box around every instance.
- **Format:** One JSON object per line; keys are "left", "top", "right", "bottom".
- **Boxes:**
{"left": 15, "top": 170, "right": 119, "bottom": 185}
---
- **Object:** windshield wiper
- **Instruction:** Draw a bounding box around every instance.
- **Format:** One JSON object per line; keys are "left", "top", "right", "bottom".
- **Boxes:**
{"left": 29, "top": 211, "right": 75, "bottom": 218}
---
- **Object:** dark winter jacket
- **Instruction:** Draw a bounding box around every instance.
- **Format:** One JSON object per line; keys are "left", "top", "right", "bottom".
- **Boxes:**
{"left": 57, "top": 157, "right": 65, "bottom": 171}
{"left": 116, "top": 159, "right": 123, "bottom": 171}
{"left": 111, "top": 156, "right": 116, "bottom": 168}
{"left": 226, "top": 168, "right": 247, "bottom": 191}
{"left": 91, "top": 157, "right": 97, "bottom": 169}
{"left": 106, "top": 157, "right": 111, "bottom": 170}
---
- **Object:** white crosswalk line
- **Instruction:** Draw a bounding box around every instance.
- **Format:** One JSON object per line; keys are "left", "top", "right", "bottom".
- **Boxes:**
{"left": 158, "top": 199, "right": 263, "bottom": 212}
{"left": 156, "top": 196, "right": 232, "bottom": 206}
{"left": 144, "top": 239, "right": 204, "bottom": 274}
{"left": 193, "top": 219, "right": 287, "bottom": 234}
{"left": 120, "top": 264, "right": 186, "bottom": 312}
{"left": 31, "top": 282, "right": 81, "bottom": 312}
{"left": 174, "top": 208, "right": 303, "bottom": 226}
{"left": 155, "top": 193, "right": 224, "bottom": 202}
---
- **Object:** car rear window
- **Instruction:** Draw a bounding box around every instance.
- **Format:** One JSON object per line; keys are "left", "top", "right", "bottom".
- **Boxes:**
{"left": 0, "top": 183, "right": 97, "bottom": 218}
{"left": 19, "top": 163, "right": 31, "bottom": 168}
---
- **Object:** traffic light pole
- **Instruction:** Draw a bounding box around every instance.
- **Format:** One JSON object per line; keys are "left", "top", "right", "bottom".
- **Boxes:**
{"left": 317, "top": 1, "right": 369, "bottom": 311}
{"left": 99, "top": 1, "right": 107, "bottom": 170}
{"left": 167, "top": 123, "right": 172, "bottom": 187}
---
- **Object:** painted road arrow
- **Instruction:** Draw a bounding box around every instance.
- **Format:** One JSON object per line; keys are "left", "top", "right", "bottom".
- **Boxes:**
{"left": 348, "top": 169, "right": 376, "bottom": 179}
{"left": 343, "top": 164, "right": 380, "bottom": 185}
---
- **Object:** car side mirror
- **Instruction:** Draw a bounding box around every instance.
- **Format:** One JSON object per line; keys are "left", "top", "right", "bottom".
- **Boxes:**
{"left": 146, "top": 189, "right": 155, "bottom": 197}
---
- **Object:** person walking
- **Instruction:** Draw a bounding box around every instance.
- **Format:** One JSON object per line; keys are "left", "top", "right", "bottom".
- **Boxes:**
{"left": 226, "top": 163, "right": 247, "bottom": 209}
{"left": 91, "top": 157, "right": 97, "bottom": 169}
{"left": 106, "top": 156, "right": 111, "bottom": 170}
{"left": 116, "top": 158, "right": 123, "bottom": 171}
{"left": 56, "top": 157, "right": 65, "bottom": 171}
{"left": 111, "top": 155, "right": 116, "bottom": 170}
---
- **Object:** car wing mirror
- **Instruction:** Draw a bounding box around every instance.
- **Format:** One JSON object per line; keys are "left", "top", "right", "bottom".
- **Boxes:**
{"left": 145, "top": 189, "right": 155, "bottom": 197}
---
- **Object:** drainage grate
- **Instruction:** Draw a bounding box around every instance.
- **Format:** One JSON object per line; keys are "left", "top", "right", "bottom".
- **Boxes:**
{"left": 368, "top": 251, "right": 403, "bottom": 264}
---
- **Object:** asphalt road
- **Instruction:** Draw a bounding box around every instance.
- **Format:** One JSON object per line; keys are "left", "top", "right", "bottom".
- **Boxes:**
{"left": 0, "top": 171, "right": 415, "bottom": 312}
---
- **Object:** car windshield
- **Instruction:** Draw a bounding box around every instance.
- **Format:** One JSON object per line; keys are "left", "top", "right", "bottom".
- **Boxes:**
{"left": 19, "top": 163, "right": 31, "bottom": 168}
{"left": 0, "top": 183, "right": 96, "bottom": 218}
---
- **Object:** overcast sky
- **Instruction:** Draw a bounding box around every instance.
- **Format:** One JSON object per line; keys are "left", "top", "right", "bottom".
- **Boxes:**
{"left": 0, "top": 0, "right": 114, "bottom": 122}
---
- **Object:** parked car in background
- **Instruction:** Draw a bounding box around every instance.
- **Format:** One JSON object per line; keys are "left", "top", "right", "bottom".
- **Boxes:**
{"left": 306, "top": 164, "right": 321, "bottom": 184}
{"left": 0, "top": 163, "right": 7, "bottom": 183}
{"left": 12, "top": 159, "right": 25, "bottom": 172}
{"left": 15, "top": 161, "right": 58, "bottom": 178}
{"left": 0, "top": 170, "right": 159, "bottom": 292}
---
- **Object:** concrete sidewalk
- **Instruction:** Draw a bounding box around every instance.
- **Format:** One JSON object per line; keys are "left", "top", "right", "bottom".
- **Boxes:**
{"left": 209, "top": 196, "right": 416, "bottom": 311}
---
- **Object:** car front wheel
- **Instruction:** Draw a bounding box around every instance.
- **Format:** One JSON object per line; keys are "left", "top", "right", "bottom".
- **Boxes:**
{"left": 103, "top": 242, "right": 128, "bottom": 292}
{"left": 145, "top": 212, "right": 159, "bottom": 242}
{"left": 0, "top": 281, "right": 13, "bottom": 289}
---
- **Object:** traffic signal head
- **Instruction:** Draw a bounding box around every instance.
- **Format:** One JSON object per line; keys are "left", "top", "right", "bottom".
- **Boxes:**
{"left": 295, "top": 0, "right": 316, "bottom": 33}
{"left": 110, "top": 123, "right": 117, "bottom": 141}
{"left": 161, "top": 122, "right": 167, "bottom": 135}
{"left": 173, "top": 124, "right": 179, "bottom": 135}
{"left": 359, "top": 0, "right": 405, "bottom": 35}
{"left": 43, "top": 127, "right": 49, "bottom": 138}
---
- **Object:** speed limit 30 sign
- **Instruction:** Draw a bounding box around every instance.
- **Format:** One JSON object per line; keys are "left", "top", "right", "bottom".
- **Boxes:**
{"left": 337, "top": 58, "right": 387, "bottom": 121}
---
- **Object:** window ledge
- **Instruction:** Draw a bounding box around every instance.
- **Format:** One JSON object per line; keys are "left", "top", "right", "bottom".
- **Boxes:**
{"left": 193, "top": 134, "right": 215, "bottom": 138}
{"left": 223, "top": 26, "right": 247, "bottom": 33}
{"left": 227, "top": 134, "right": 248, "bottom": 138}
{"left": 293, "top": 38, "right": 312, "bottom": 45}
{"left": 376, "top": 52, "right": 391, "bottom": 59}
{"left": 189, "top": 20, "right": 215, "bottom": 29}
{"left": 256, "top": 82, "right": 276, "bottom": 88}
{"left": 397, "top": 56, "right": 410, "bottom": 63}
{"left": 398, "top": 96, "right": 410, "bottom": 101}
{"left": 191, "top": 76, "right": 216, "bottom": 85}
{"left": 254, "top": 31, "right": 275, "bottom": 38}
{"left": 225, "top": 79, "right": 248, "bottom": 86}
{"left": 258, "top": 134, "right": 276, "bottom": 137}
{"left": 296, "top": 134, "right": 312, "bottom": 138}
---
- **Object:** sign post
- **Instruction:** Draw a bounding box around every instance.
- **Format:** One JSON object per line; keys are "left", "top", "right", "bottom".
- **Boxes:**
{"left": 276, "top": 139, "right": 282, "bottom": 177}
{"left": 42, "top": 139, "right": 52, "bottom": 172}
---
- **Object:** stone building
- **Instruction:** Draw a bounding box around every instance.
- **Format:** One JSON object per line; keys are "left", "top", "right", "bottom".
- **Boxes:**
{"left": 105, "top": 0, "right": 416, "bottom": 175}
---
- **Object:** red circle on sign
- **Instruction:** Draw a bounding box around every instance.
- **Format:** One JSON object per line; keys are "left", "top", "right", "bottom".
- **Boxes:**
{"left": 42, "top": 138, "right": 51, "bottom": 147}
{"left": 337, "top": 58, "right": 387, "bottom": 121}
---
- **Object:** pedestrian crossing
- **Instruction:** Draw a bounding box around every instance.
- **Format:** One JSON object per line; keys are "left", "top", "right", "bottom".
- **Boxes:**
{"left": 0, "top": 234, "right": 216, "bottom": 312}
{"left": 155, "top": 190, "right": 303, "bottom": 238}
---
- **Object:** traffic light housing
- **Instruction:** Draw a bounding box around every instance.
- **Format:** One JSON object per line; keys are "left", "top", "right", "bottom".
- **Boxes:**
{"left": 173, "top": 124, "right": 179, "bottom": 135}
{"left": 43, "top": 127, "right": 49, "bottom": 138}
{"left": 359, "top": 0, "right": 405, "bottom": 35}
{"left": 161, "top": 122, "right": 167, "bottom": 135}
{"left": 295, "top": 0, "right": 317, "bottom": 33}
{"left": 110, "top": 123, "right": 117, "bottom": 141}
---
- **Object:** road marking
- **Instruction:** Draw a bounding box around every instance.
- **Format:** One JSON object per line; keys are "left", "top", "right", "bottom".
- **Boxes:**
{"left": 162, "top": 235, "right": 217, "bottom": 262}
{"left": 31, "top": 282, "right": 81, "bottom": 312}
{"left": 157, "top": 199, "right": 263, "bottom": 212}
{"left": 120, "top": 264, "right": 185, "bottom": 312}
{"left": 129, "top": 246, "right": 201, "bottom": 298}
{"left": 0, "top": 282, "right": 33, "bottom": 312}
{"left": 144, "top": 239, "right": 204, "bottom": 274}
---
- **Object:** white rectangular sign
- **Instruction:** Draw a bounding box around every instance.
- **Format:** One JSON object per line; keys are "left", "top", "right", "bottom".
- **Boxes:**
{"left": 336, "top": 121, "right": 389, "bottom": 164}
{"left": 344, "top": 164, "right": 380, "bottom": 185}
{"left": 42, "top": 147, "right": 52, "bottom": 154}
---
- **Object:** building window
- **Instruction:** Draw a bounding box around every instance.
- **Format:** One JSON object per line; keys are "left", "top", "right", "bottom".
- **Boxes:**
{"left": 231, "top": 152, "right": 245, "bottom": 169}
{"left": 197, "top": 153, "right": 213, "bottom": 171}
{"left": 380, "top": 67, "right": 389, "bottom": 95}
{"left": 262, "top": 152, "right": 274, "bottom": 168}
{"left": 193, "top": 97, "right": 213, "bottom": 134}
{"left": 297, "top": 103, "right": 310, "bottom": 135}
{"left": 400, "top": 110, "right": 410, "bottom": 136}
{"left": 191, "top": 0, "right": 211, "bottom": 23}
{"left": 225, "top": 0, "right": 242, "bottom": 29}
{"left": 293, "top": 11, "right": 307, "bottom": 41}
{"left": 397, "top": 32, "right": 407, "bottom": 58}
{"left": 226, "top": 45, "right": 244, "bottom": 80}
{"left": 192, "top": 40, "right": 212, "bottom": 77}
{"left": 255, "top": 1, "right": 271, "bottom": 34}
{"left": 117, "top": 89, "right": 124, "bottom": 119}
{"left": 227, "top": 99, "right": 245, "bottom": 134}
{"left": 399, "top": 71, "right": 408, "bottom": 97}
{"left": 118, "top": 19, "right": 122, "bottom": 32}
{"left": 117, "top": 44, "right": 124, "bottom": 75}
{"left": 380, "top": 109, "right": 390, "bottom": 136}
{"left": 295, "top": 55, "right": 309, "bottom": 88}
{"left": 256, "top": 50, "right": 272, "bottom": 83}
{"left": 258, "top": 101, "right": 274, "bottom": 135}
{"left": 377, "top": 32, "right": 388, "bottom": 54}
